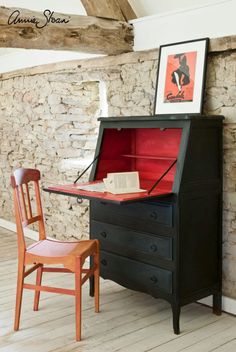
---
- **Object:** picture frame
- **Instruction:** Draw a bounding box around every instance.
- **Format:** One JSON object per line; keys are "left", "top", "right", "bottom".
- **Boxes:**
{"left": 154, "top": 38, "right": 209, "bottom": 115}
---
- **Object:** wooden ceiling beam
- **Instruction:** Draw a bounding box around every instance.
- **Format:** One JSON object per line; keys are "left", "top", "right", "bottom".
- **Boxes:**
{"left": 81, "top": 0, "right": 137, "bottom": 21}
{"left": 116, "top": 0, "right": 137, "bottom": 21}
{"left": 0, "top": 6, "right": 133, "bottom": 55}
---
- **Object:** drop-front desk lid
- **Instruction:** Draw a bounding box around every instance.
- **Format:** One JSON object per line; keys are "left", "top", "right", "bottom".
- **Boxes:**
{"left": 44, "top": 180, "right": 173, "bottom": 205}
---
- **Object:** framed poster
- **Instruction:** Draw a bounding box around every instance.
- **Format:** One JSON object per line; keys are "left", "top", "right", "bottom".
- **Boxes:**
{"left": 154, "top": 38, "right": 209, "bottom": 115}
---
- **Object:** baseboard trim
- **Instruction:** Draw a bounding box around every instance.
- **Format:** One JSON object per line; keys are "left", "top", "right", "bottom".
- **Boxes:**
{"left": 198, "top": 295, "right": 236, "bottom": 315}
{"left": 0, "top": 218, "right": 39, "bottom": 241}
{"left": 0, "top": 217, "right": 235, "bottom": 315}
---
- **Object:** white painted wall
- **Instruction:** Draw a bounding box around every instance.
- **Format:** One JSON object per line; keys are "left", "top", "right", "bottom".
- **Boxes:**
{"left": 131, "top": 0, "right": 236, "bottom": 51}
{"left": 129, "top": 0, "right": 227, "bottom": 16}
{"left": 0, "top": 49, "right": 102, "bottom": 74}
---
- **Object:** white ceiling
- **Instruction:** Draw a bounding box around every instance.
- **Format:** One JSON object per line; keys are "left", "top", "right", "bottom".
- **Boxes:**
{"left": 0, "top": 0, "right": 87, "bottom": 15}
{"left": 0, "top": 0, "right": 221, "bottom": 18}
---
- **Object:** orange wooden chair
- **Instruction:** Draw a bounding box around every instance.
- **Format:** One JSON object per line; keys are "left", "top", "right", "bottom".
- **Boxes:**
{"left": 11, "top": 168, "right": 100, "bottom": 341}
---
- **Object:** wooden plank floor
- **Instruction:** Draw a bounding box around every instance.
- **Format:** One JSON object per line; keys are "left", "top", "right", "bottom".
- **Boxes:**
{"left": 0, "top": 226, "right": 235, "bottom": 352}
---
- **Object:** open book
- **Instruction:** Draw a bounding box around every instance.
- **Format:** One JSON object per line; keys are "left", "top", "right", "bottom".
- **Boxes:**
{"left": 77, "top": 171, "right": 146, "bottom": 194}
{"left": 103, "top": 171, "right": 146, "bottom": 194}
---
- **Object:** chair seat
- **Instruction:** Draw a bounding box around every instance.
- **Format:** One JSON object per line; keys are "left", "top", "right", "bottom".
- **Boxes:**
{"left": 26, "top": 239, "right": 97, "bottom": 270}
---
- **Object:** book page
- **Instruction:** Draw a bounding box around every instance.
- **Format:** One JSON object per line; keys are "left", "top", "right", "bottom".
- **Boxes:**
{"left": 76, "top": 172, "right": 146, "bottom": 195}
{"left": 107, "top": 172, "right": 139, "bottom": 189}
{"left": 104, "top": 172, "right": 146, "bottom": 194}
{"left": 77, "top": 182, "right": 106, "bottom": 192}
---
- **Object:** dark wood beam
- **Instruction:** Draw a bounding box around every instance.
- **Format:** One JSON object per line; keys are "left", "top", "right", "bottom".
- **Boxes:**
{"left": 0, "top": 6, "right": 133, "bottom": 55}
{"left": 81, "top": 0, "right": 137, "bottom": 21}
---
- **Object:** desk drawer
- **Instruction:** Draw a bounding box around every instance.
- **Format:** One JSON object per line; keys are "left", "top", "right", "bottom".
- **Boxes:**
{"left": 91, "top": 200, "right": 173, "bottom": 234}
{"left": 100, "top": 251, "right": 172, "bottom": 295}
{"left": 91, "top": 220, "right": 172, "bottom": 261}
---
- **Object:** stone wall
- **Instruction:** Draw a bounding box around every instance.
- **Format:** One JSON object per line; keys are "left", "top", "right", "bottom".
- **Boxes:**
{"left": 0, "top": 77, "right": 101, "bottom": 239}
{"left": 0, "top": 41, "right": 236, "bottom": 299}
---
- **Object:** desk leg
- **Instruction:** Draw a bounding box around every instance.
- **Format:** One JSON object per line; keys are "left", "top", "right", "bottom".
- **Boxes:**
{"left": 172, "top": 303, "right": 181, "bottom": 334}
{"left": 213, "top": 291, "right": 222, "bottom": 315}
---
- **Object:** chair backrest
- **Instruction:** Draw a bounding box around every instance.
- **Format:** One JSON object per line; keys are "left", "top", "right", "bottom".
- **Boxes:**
{"left": 11, "top": 168, "right": 46, "bottom": 253}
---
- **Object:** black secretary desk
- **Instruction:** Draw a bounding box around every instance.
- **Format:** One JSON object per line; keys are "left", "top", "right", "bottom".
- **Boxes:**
{"left": 46, "top": 114, "right": 223, "bottom": 334}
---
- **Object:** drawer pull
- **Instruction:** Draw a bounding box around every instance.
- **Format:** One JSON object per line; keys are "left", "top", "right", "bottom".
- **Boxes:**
{"left": 150, "top": 244, "right": 158, "bottom": 252}
{"left": 150, "top": 211, "right": 158, "bottom": 220}
{"left": 150, "top": 276, "right": 158, "bottom": 284}
{"left": 100, "top": 231, "right": 107, "bottom": 238}
{"left": 101, "top": 259, "right": 107, "bottom": 266}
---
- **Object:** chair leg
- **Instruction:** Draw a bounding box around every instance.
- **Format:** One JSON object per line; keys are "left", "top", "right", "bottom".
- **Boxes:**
{"left": 89, "top": 256, "right": 95, "bottom": 297}
{"left": 14, "top": 261, "right": 25, "bottom": 331}
{"left": 94, "top": 243, "right": 100, "bottom": 313}
{"left": 75, "top": 257, "right": 82, "bottom": 341}
{"left": 33, "top": 264, "right": 43, "bottom": 311}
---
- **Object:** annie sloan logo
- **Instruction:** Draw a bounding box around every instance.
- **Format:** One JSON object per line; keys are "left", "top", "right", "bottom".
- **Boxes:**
{"left": 8, "top": 9, "right": 70, "bottom": 29}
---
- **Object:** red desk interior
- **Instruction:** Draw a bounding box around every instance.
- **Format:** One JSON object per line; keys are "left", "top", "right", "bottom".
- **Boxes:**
{"left": 45, "top": 128, "right": 182, "bottom": 204}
